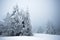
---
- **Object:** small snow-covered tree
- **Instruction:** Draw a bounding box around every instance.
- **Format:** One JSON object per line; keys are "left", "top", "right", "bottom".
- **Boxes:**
{"left": 37, "top": 26, "right": 44, "bottom": 33}
{"left": 46, "top": 21, "right": 56, "bottom": 34}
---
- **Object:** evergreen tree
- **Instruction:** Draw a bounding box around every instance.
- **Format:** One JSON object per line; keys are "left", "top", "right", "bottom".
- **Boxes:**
{"left": 0, "top": 5, "right": 33, "bottom": 36}
{"left": 46, "top": 21, "right": 56, "bottom": 34}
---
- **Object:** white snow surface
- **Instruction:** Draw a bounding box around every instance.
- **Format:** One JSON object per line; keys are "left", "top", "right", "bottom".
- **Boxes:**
{"left": 0, "top": 33, "right": 60, "bottom": 40}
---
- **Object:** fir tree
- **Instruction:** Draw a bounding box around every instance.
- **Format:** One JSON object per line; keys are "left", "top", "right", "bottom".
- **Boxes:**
{"left": 0, "top": 5, "right": 33, "bottom": 36}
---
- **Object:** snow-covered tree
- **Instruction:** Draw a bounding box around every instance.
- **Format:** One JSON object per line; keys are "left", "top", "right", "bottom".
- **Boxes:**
{"left": 0, "top": 5, "right": 33, "bottom": 36}
{"left": 45, "top": 21, "right": 56, "bottom": 34}
{"left": 37, "top": 26, "right": 44, "bottom": 33}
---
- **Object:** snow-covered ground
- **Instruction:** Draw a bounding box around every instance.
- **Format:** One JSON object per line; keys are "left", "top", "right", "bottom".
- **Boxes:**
{"left": 0, "top": 33, "right": 60, "bottom": 40}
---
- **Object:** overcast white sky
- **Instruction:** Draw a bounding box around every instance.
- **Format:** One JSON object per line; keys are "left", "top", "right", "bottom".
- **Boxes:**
{"left": 0, "top": 0, "right": 60, "bottom": 32}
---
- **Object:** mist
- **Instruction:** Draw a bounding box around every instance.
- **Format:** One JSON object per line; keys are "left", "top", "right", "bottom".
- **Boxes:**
{"left": 0, "top": 0, "right": 60, "bottom": 33}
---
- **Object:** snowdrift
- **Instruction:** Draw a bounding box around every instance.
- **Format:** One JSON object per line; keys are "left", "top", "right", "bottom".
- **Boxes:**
{"left": 0, "top": 33, "right": 60, "bottom": 40}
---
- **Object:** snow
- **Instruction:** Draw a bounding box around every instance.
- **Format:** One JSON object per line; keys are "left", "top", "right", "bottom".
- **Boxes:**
{"left": 0, "top": 33, "right": 60, "bottom": 40}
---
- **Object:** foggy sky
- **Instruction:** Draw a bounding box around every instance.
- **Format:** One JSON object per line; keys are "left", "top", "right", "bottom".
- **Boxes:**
{"left": 0, "top": 0, "right": 60, "bottom": 32}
